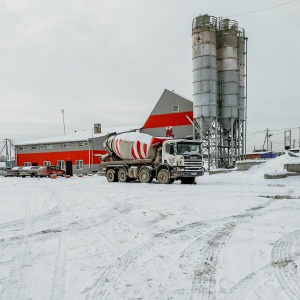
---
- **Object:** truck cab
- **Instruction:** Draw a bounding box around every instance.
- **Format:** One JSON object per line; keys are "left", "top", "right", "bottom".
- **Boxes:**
{"left": 160, "top": 140, "right": 204, "bottom": 183}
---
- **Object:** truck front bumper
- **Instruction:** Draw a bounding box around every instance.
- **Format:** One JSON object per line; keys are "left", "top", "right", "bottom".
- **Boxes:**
{"left": 170, "top": 167, "right": 204, "bottom": 178}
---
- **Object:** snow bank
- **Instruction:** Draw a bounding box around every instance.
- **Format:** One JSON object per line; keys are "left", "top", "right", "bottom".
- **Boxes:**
{"left": 245, "top": 152, "right": 300, "bottom": 176}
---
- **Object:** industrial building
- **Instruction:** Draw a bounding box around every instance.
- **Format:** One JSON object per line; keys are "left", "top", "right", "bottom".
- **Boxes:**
{"left": 15, "top": 14, "right": 248, "bottom": 173}
{"left": 14, "top": 90, "right": 194, "bottom": 175}
{"left": 15, "top": 124, "right": 107, "bottom": 176}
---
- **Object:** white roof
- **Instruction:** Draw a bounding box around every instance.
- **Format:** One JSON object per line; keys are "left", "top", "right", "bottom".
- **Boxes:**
{"left": 15, "top": 125, "right": 141, "bottom": 146}
{"left": 20, "top": 166, "right": 33, "bottom": 170}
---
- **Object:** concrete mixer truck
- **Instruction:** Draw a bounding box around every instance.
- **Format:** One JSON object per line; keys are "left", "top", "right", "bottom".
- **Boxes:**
{"left": 99, "top": 132, "right": 204, "bottom": 184}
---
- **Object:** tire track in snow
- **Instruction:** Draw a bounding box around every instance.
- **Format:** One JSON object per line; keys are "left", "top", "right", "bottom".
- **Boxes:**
{"left": 50, "top": 193, "right": 69, "bottom": 300}
{"left": 189, "top": 222, "right": 236, "bottom": 300}
{"left": 0, "top": 190, "right": 63, "bottom": 300}
{"left": 58, "top": 190, "right": 121, "bottom": 259}
{"left": 0, "top": 191, "right": 42, "bottom": 300}
{"left": 188, "top": 201, "right": 274, "bottom": 300}
{"left": 271, "top": 229, "right": 300, "bottom": 300}
{"left": 89, "top": 200, "right": 274, "bottom": 300}
{"left": 226, "top": 229, "right": 300, "bottom": 299}
{"left": 88, "top": 222, "right": 209, "bottom": 300}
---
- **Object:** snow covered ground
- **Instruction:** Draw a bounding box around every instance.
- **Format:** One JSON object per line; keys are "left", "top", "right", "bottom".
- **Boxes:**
{"left": 0, "top": 153, "right": 300, "bottom": 300}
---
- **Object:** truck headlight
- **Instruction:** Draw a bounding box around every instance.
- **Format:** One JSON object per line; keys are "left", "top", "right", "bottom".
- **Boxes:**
{"left": 168, "top": 157, "right": 176, "bottom": 165}
{"left": 178, "top": 155, "right": 184, "bottom": 166}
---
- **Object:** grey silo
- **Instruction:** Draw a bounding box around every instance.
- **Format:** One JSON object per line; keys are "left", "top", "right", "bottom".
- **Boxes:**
{"left": 192, "top": 15, "right": 218, "bottom": 134}
{"left": 237, "top": 29, "right": 247, "bottom": 121}
{"left": 192, "top": 14, "right": 247, "bottom": 168}
{"left": 217, "top": 18, "right": 239, "bottom": 131}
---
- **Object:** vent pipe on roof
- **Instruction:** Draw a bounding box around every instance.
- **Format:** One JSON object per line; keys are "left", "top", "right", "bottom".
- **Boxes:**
{"left": 94, "top": 123, "right": 101, "bottom": 134}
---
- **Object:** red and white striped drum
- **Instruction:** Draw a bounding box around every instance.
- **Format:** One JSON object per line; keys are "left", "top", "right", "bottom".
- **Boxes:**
{"left": 106, "top": 132, "right": 169, "bottom": 160}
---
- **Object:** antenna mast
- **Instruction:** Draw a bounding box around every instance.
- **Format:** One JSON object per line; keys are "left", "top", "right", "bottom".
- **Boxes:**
{"left": 62, "top": 109, "right": 66, "bottom": 135}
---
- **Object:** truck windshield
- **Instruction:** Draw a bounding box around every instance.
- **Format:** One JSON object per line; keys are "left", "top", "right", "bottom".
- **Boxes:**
{"left": 177, "top": 143, "right": 201, "bottom": 155}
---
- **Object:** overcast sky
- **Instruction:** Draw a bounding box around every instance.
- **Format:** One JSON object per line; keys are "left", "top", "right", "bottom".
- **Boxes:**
{"left": 0, "top": 0, "right": 299, "bottom": 153}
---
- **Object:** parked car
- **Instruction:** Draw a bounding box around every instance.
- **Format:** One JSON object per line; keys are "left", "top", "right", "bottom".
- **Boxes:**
{"left": 19, "top": 166, "right": 40, "bottom": 178}
{"left": 0, "top": 167, "right": 7, "bottom": 177}
{"left": 6, "top": 166, "right": 22, "bottom": 177}
{"left": 38, "top": 166, "right": 65, "bottom": 177}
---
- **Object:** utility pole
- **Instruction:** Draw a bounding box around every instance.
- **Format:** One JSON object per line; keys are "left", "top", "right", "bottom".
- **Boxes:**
{"left": 62, "top": 109, "right": 66, "bottom": 135}
{"left": 284, "top": 130, "right": 291, "bottom": 150}
{"left": 266, "top": 128, "right": 269, "bottom": 151}
{"left": 1, "top": 138, "right": 13, "bottom": 160}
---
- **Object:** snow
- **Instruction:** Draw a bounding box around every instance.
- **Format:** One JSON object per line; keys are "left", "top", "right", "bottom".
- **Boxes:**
{"left": 0, "top": 153, "right": 300, "bottom": 299}
{"left": 15, "top": 126, "right": 141, "bottom": 146}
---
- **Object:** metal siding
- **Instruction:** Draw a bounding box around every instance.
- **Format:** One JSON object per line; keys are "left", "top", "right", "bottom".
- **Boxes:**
{"left": 147, "top": 89, "right": 193, "bottom": 117}
{"left": 142, "top": 111, "right": 193, "bottom": 129}
{"left": 16, "top": 150, "right": 106, "bottom": 166}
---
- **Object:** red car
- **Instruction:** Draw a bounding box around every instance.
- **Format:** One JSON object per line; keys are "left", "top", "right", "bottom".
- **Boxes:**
{"left": 37, "top": 166, "right": 65, "bottom": 177}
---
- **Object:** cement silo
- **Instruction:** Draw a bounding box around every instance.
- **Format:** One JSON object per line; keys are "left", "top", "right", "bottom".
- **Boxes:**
{"left": 237, "top": 28, "right": 247, "bottom": 122}
{"left": 192, "top": 15, "right": 247, "bottom": 169}
{"left": 217, "top": 18, "right": 239, "bottom": 132}
{"left": 192, "top": 15, "right": 218, "bottom": 136}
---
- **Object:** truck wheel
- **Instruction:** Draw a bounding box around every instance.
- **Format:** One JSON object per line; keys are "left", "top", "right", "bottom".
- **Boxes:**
{"left": 106, "top": 169, "right": 118, "bottom": 182}
{"left": 181, "top": 177, "right": 195, "bottom": 184}
{"left": 157, "top": 169, "right": 171, "bottom": 184}
{"left": 118, "top": 168, "right": 128, "bottom": 182}
{"left": 139, "top": 168, "right": 153, "bottom": 183}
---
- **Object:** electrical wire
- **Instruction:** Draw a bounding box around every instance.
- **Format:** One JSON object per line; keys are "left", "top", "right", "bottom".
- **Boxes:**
{"left": 226, "top": 0, "right": 299, "bottom": 17}
{"left": 246, "top": 131, "right": 262, "bottom": 141}
{"left": 247, "top": 126, "right": 300, "bottom": 142}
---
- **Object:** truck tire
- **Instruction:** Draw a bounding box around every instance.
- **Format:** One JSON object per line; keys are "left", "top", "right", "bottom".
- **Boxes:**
{"left": 139, "top": 168, "right": 153, "bottom": 183}
{"left": 157, "top": 169, "right": 171, "bottom": 184}
{"left": 118, "top": 168, "right": 128, "bottom": 182}
{"left": 106, "top": 169, "right": 118, "bottom": 182}
{"left": 181, "top": 177, "right": 195, "bottom": 184}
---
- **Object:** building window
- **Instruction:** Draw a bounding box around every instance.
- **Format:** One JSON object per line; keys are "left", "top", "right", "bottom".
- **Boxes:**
{"left": 78, "top": 142, "right": 88, "bottom": 148}
{"left": 46, "top": 145, "right": 53, "bottom": 150}
{"left": 57, "top": 160, "right": 65, "bottom": 170}
{"left": 31, "top": 146, "right": 37, "bottom": 150}
{"left": 43, "top": 161, "right": 51, "bottom": 166}
{"left": 172, "top": 105, "right": 179, "bottom": 112}
{"left": 76, "top": 160, "right": 83, "bottom": 170}
{"left": 61, "top": 143, "right": 70, "bottom": 149}
{"left": 40, "top": 145, "right": 44, "bottom": 150}
{"left": 19, "top": 146, "right": 27, "bottom": 151}
{"left": 24, "top": 162, "right": 31, "bottom": 166}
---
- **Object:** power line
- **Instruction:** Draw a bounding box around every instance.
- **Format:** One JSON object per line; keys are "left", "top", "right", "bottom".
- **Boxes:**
{"left": 269, "top": 127, "right": 299, "bottom": 132}
{"left": 247, "top": 126, "right": 300, "bottom": 141}
{"left": 226, "top": 0, "right": 298, "bottom": 17}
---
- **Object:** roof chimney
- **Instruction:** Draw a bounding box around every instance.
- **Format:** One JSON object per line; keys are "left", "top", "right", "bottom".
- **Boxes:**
{"left": 94, "top": 123, "right": 101, "bottom": 134}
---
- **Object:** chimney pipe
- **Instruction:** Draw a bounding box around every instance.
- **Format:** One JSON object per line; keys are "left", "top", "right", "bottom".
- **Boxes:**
{"left": 94, "top": 123, "right": 101, "bottom": 134}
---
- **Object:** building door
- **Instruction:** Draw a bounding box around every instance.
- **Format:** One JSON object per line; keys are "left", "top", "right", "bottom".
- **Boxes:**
{"left": 66, "top": 161, "right": 73, "bottom": 176}
{"left": 32, "top": 162, "right": 38, "bottom": 166}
